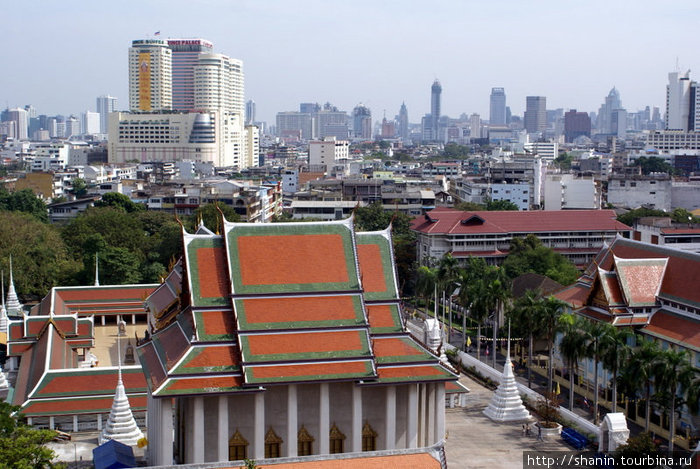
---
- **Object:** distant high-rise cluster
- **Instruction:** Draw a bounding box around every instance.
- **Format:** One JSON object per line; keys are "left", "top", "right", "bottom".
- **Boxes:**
{"left": 666, "top": 71, "right": 700, "bottom": 131}
{"left": 352, "top": 104, "right": 372, "bottom": 140}
{"left": 109, "top": 37, "right": 257, "bottom": 169}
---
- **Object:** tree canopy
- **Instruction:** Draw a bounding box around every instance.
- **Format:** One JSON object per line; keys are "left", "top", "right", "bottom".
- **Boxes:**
{"left": 485, "top": 199, "right": 519, "bottom": 211}
{"left": 502, "top": 234, "right": 580, "bottom": 285}
{"left": 93, "top": 192, "right": 145, "bottom": 213}
{"left": 632, "top": 156, "right": 674, "bottom": 175}
{"left": 0, "top": 401, "right": 64, "bottom": 468}
{"left": 0, "top": 187, "right": 48, "bottom": 222}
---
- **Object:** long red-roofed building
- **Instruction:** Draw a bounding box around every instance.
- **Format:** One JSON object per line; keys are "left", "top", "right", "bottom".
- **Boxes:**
{"left": 410, "top": 208, "right": 631, "bottom": 267}
{"left": 138, "top": 217, "right": 459, "bottom": 466}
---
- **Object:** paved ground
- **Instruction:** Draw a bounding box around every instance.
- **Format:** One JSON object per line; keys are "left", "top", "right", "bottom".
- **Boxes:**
{"left": 445, "top": 374, "right": 572, "bottom": 469}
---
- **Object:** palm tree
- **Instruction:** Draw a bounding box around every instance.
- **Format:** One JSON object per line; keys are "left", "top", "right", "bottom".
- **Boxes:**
{"left": 623, "top": 339, "right": 662, "bottom": 432}
{"left": 455, "top": 258, "right": 481, "bottom": 350}
{"left": 583, "top": 320, "right": 611, "bottom": 425}
{"left": 509, "top": 289, "right": 544, "bottom": 389}
{"left": 484, "top": 266, "right": 510, "bottom": 369}
{"left": 654, "top": 348, "right": 695, "bottom": 452}
{"left": 437, "top": 254, "right": 460, "bottom": 342}
{"left": 558, "top": 313, "right": 588, "bottom": 411}
{"left": 538, "top": 296, "right": 567, "bottom": 396}
{"left": 415, "top": 265, "right": 437, "bottom": 312}
{"left": 601, "top": 326, "right": 632, "bottom": 412}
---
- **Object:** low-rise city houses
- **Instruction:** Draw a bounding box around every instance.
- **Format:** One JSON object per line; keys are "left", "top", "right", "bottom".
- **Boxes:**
{"left": 411, "top": 208, "right": 630, "bottom": 268}
{"left": 607, "top": 173, "right": 672, "bottom": 211}
{"left": 543, "top": 174, "right": 600, "bottom": 210}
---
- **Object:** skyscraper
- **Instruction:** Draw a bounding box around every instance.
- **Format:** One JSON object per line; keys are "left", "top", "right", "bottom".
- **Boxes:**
{"left": 489, "top": 88, "right": 506, "bottom": 126}
{"left": 246, "top": 99, "right": 256, "bottom": 125}
{"left": 96, "top": 95, "right": 117, "bottom": 134}
{"left": 128, "top": 39, "right": 172, "bottom": 112}
{"left": 398, "top": 102, "right": 409, "bottom": 141}
{"left": 564, "top": 109, "right": 591, "bottom": 142}
{"left": 193, "top": 53, "right": 244, "bottom": 114}
{"left": 430, "top": 80, "right": 442, "bottom": 140}
{"left": 665, "top": 71, "right": 700, "bottom": 131}
{"left": 167, "top": 39, "right": 214, "bottom": 112}
{"left": 3, "top": 108, "right": 28, "bottom": 140}
{"left": 596, "top": 88, "right": 623, "bottom": 135}
{"left": 352, "top": 104, "right": 372, "bottom": 139}
{"left": 524, "top": 96, "right": 546, "bottom": 134}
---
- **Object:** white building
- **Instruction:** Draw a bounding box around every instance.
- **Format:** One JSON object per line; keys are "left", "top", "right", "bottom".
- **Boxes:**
{"left": 490, "top": 183, "right": 530, "bottom": 210}
{"left": 308, "top": 137, "right": 350, "bottom": 167}
{"left": 4, "top": 108, "right": 28, "bottom": 140}
{"left": 128, "top": 39, "right": 172, "bottom": 112}
{"left": 524, "top": 140, "right": 558, "bottom": 161}
{"left": 646, "top": 130, "right": 700, "bottom": 152}
{"left": 607, "top": 174, "right": 672, "bottom": 211}
{"left": 193, "top": 53, "right": 244, "bottom": 116}
{"left": 167, "top": 38, "right": 214, "bottom": 112}
{"left": 543, "top": 174, "right": 599, "bottom": 210}
{"left": 96, "top": 95, "right": 118, "bottom": 134}
{"left": 633, "top": 217, "right": 700, "bottom": 253}
{"left": 82, "top": 111, "right": 101, "bottom": 136}
{"left": 665, "top": 71, "right": 699, "bottom": 132}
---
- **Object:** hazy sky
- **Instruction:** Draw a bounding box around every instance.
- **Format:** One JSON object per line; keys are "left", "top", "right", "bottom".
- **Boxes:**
{"left": 3, "top": 0, "right": 699, "bottom": 124}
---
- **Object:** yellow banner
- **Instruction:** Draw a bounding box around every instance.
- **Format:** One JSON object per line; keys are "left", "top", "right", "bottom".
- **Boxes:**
{"left": 138, "top": 52, "right": 151, "bottom": 111}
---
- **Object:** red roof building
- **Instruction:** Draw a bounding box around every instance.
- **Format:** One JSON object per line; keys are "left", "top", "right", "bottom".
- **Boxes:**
{"left": 410, "top": 208, "right": 630, "bottom": 267}
{"left": 138, "top": 217, "right": 457, "bottom": 466}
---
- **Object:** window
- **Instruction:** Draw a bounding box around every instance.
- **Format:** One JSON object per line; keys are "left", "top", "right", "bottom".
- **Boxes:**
{"left": 362, "top": 422, "right": 378, "bottom": 452}
{"left": 297, "top": 425, "right": 314, "bottom": 456}
{"left": 264, "top": 428, "right": 283, "bottom": 459}
{"left": 228, "top": 429, "right": 248, "bottom": 461}
{"left": 329, "top": 423, "right": 346, "bottom": 454}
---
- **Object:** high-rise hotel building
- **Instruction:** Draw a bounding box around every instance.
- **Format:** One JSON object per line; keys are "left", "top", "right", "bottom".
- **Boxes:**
{"left": 110, "top": 38, "right": 257, "bottom": 169}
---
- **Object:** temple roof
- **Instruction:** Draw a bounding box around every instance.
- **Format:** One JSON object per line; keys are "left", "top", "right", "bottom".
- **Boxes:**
{"left": 138, "top": 218, "right": 456, "bottom": 396}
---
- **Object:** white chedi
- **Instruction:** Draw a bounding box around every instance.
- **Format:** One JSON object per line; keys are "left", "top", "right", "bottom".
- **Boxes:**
{"left": 483, "top": 326, "right": 532, "bottom": 422}
{"left": 99, "top": 371, "right": 144, "bottom": 446}
{"left": 0, "top": 365, "right": 9, "bottom": 391}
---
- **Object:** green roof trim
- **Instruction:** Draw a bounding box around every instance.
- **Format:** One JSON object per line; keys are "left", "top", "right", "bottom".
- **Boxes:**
{"left": 244, "top": 360, "right": 376, "bottom": 384}
{"left": 368, "top": 303, "right": 403, "bottom": 334}
{"left": 32, "top": 368, "right": 147, "bottom": 398}
{"left": 374, "top": 338, "right": 436, "bottom": 364}
{"left": 186, "top": 236, "right": 229, "bottom": 307}
{"left": 356, "top": 233, "right": 398, "bottom": 302}
{"left": 375, "top": 364, "right": 455, "bottom": 384}
{"left": 156, "top": 377, "right": 248, "bottom": 396}
{"left": 226, "top": 223, "right": 360, "bottom": 295}
{"left": 234, "top": 295, "right": 367, "bottom": 331}
{"left": 193, "top": 309, "right": 236, "bottom": 342}
{"left": 170, "top": 346, "right": 241, "bottom": 375}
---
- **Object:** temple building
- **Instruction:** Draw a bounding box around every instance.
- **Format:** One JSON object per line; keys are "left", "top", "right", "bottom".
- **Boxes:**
{"left": 137, "top": 216, "right": 459, "bottom": 466}
{"left": 6, "top": 284, "right": 156, "bottom": 431}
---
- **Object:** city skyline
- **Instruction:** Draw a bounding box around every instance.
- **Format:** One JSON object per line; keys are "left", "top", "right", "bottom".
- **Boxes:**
{"left": 2, "top": 0, "right": 699, "bottom": 124}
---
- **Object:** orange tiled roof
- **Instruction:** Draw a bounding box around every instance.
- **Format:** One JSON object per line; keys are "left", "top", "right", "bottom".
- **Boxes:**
{"left": 217, "top": 452, "right": 441, "bottom": 468}
{"left": 643, "top": 310, "right": 700, "bottom": 350}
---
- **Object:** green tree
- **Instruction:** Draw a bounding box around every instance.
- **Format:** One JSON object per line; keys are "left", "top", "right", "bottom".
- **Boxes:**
{"left": 70, "top": 178, "right": 88, "bottom": 198}
{"left": 94, "top": 192, "right": 145, "bottom": 213}
{"left": 415, "top": 265, "right": 437, "bottom": 311}
{"left": 538, "top": 296, "right": 567, "bottom": 394}
{"left": 615, "top": 432, "right": 658, "bottom": 467}
{"left": 620, "top": 339, "right": 663, "bottom": 432}
{"left": 508, "top": 289, "right": 544, "bottom": 389}
{"left": 616, "top": 208, "right": 668, "bottom": 227}
{"left": 502, "top": 234, "right": 580, "bottom": 285}
{"left": 554, "top": 153, "right": 573, "bottom": 170}
{"left": 583, "top": 320, "right": 612, "bottom": 424}
{"left": 437, "top": 254, "right": 460, "bottom": 340}
{"left": 632, "top": 156, "right": 674, "bottom": 175}
{"left": 0, "top": 212, "right": 79, "bottom": 299}
{"left": 0, "top": 187, "right": 48, "bottom": 222}
{"left": 187, "top": 202, "right": 241, "bottom": 232}
{"left": 485, "top": 199, "right": 519, "bottom": 211}
{"left": 558, "top": 313, "right": 588, "bottom": 411}
{"left": 601, "top": 326, "right": 632, "bottom": 412}
{"left": 653, "top": 348, "right": 696, "bottom": 452}
{"left": 670, "top": 207, "right": 700, "bottom": 224}
{"left": 442, "top": 143, "right": 470, "bottom": 158}
{"left": 453, "top": 201, "right": 485, "bottom": 211}
{"left": 0, "top": 401, "right": 64, "bottom": 468}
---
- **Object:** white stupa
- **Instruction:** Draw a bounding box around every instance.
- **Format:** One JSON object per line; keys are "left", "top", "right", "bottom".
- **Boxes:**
{"left": 99, "top": 335, "right": 144, "bottom": 446}
{"left": 0, "top": 271, "right": 8, "bottom": 333}
{"left": 483, "top": 322, "right": 532, "bottom": 423}
{"left": 5, "top": 257, "right": 23, "bottom": 316}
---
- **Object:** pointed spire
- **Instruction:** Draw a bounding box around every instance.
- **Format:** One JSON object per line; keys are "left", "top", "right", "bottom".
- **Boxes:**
{"left": 99, "top": 331, "right": 144, "bottom": 446}
{"left": 0, "top": 271, "right": 7, "bottom": 334}
{"left": 5, "top": 256, "right": 22, "bottom": 316}
{"left": 94, "top": 253, "right": 100, "bottom": 287}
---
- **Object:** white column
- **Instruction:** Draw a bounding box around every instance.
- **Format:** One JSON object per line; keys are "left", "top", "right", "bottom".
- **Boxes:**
{"left": 254, "top": 393, "right": 265, "bottom": 460}
{"left": 217, "top": 395, "right": 229, "bottom": 462}
{"left": 131, "top": 314, "right": 136, "bottom": 325}
{"left": 49, "top": 416, "right": 55, "bottom": 430}
{"left": 435, "top": 384, "right": 446, "bottom": 444}
{"left": 407, "top": 384, "right": 418, "bottom": 449}
{"left": 101, "top": 316, "right": 105, "bottom": 326}
{"left": 384, "top": 386, "right": 396, "bottom": 450}
{"left": 427, "top": 383, "right": 436, "bottom": 445}
{"left": 27, "top": 417, "right": 32, "bottom": 426}
{"left": 192, "top": 397, "right": 204, "bottom": 463}
{"left": 319, "top": 383, "right": 329, "bottom": 454}
{"left": 351, "top": 385, "right": 362, "bottom": 453}
{"left": 73, "top": 415, "right": 78, "bottom": 432}
{"left": 418, "top": 384, "right": 426, "bottom": 445}
{"left": 97, "top": 414, "right": 102, "bottom": 431}
{"left": 160, "top": 398, "right": 174, "bottom": 466}
{"left": 287, "top": 385, "right": 298, "bottom": 457}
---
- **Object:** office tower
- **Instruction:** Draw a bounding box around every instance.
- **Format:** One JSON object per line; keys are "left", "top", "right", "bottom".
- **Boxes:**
{"left": 430, "top": 80, "right": 442, "bottom": 140}
{"left": 610, "top": 109, "right": 627, "bottom": 139}
{"left": 82, "top": 111, "right": 101, "bottom": 135}
{"left": 300, "top": 102, "right": 320, "bottom": 114}
{"left": 398, "top": 102, "right": 409, "bottom": 141}
{"left": 665, "top": 70, "right": 700, "bottom": 131}
{"left": 96, "top": 95, "right": 117, "bottom": 134}
{"left": 64, "top": 116, "right": 80, "bottom": 138}
{"left": 276, "top": 112, "right": 314, "bottom": 140}
{"left": 315, "top": 103, "right": 348, "bottom": 140}
{"left": 3, "top": 108, "right": 28, "bottom": 140}
{"left": 469, "top": 113, "right": 481, "bottom": 139}
{"left": 167, "top": 38, "right": 214, "bottom": 112}
{"left": 128, "top": 39, "right": 172, "bottom": 111}
{"left": 564, "top": 109, "right": 591, "bottom": 142}
{"left": 352, "top": 104, "right": 372, "bottom": 139}
{"left": 489, "top": 88, "right": 506, "bottom": 125}
{"left": 524, "top": 96, "right": 546, "bottom": 133}
{"left": 246, "top": 99, "right": 256, "bottom": 125}
{"left": 193, "top": 53, "right": 244, "bottom": 114}
{"left": 596, "top": 88, "right": 623, "bottom": 134}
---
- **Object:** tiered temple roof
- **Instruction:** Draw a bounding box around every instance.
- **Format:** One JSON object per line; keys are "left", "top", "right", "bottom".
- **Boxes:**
{"left": 554, "top": 236, "right": 700, "bottom": 352}
{"left": 137, "top": 217, "right": 457, "bottom": 397}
